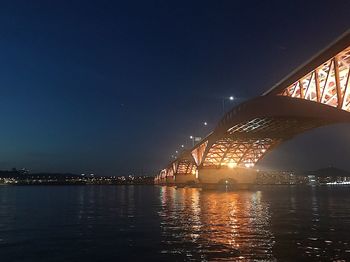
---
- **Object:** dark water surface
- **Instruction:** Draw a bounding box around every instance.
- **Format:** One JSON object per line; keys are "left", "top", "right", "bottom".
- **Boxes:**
{"left": 1, "top": 185, "right": 350, "bottom": 261}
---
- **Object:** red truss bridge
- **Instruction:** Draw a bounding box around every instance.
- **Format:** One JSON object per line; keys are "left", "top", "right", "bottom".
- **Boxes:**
{"left": 155, "top": 31, "right": 350, "bottom": 187}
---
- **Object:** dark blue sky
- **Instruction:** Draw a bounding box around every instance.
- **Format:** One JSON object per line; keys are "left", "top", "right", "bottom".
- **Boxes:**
{"left": 0, "top": 1, "right": 349, "bottom": 175}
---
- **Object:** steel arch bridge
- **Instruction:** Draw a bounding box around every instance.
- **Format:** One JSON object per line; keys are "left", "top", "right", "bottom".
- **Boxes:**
{"left": 156, "top": 30, "right": 350, "bottom": 186}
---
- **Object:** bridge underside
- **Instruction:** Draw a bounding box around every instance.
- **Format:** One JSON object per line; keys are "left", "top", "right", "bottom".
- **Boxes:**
{"left": 201, "top": 95, "right": 350, "bottom": 171}
{"left": 204, "top": 116, "right": 327, "bottom": 169}
{"left": 190, "top": 97, "right": 350, "bottom": 185}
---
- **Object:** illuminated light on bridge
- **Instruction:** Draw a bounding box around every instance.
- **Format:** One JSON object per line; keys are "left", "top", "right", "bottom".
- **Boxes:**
{"left": 201, "top": 138, "right": 275, "bottom": 169}
{"left": 156, "top": 31, "right": 350, "bottom": 186}
{"left": 191, "top": 140, "right": 208, "bottom": 166}
{"left": 279, "top": 47, "right": 350, "bottom": 110}
{"left": 227, "top": 162, "right": 237, "bottom": 169}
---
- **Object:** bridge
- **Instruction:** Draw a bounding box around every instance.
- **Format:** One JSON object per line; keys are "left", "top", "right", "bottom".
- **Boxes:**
{"left": 155, "top": 30, "right": 350, "bottom": 187}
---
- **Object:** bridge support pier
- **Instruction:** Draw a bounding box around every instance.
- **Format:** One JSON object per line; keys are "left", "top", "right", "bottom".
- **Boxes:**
{"left": 165, "top": 176, "right": 176, "bottom": 186}
{"left": 174, "top": 174, "right": 198, "bottom": 186}
{"left": 198, "top": 167, "right": 257, "bottom": 189}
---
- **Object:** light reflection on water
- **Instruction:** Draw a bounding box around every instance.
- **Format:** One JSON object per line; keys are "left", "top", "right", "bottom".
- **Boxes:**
{"left": 158, "top": 186, "right": 350, "bottom": 261}
{"left": 158, "top": 187, "right": 275, "bottom": 261}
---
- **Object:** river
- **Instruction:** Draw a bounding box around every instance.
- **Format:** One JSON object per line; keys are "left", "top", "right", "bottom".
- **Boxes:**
{"left": 0, "top": 185, "right": 350, "bottom": 261}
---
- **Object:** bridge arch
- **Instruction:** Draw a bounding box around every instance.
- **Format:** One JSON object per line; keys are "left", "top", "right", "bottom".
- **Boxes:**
{"left": 200, "top": 95, "right": 350, "bottom": 169}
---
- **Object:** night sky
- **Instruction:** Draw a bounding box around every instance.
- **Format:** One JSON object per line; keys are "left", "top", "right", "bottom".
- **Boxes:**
{"left": 0, "top": 1, "right": 349, "bottom": 175}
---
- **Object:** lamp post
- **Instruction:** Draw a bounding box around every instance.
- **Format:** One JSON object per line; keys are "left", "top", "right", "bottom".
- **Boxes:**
{"left": 189, "top": 135, "right": 203, "bottom": 147}
{"left": 189, "top": 121, "right": 208, "bottom": 147}
{"left": 189, "top": 136, "right": 195, "bottom": 147}
{"left": 222, "top": 96, "right": 234, "bottom": 115}
{"left": 182, "top": 121, "right": 208, "bottom": 149}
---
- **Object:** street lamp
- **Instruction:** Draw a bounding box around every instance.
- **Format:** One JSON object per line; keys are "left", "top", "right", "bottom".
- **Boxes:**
{"left": 189, "top": 135, "right": 202, "bottom": 147}
{"left": 189, "top": 136, "right": 194, "bottom": 147}
{"left": 188, "top": 122, "right": 208, "bottom": 147}
{"left": 222, "top": 96, "right": 235, "bottom": 115}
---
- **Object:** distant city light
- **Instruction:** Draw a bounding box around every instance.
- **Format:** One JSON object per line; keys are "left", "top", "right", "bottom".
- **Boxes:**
{"left": 181, "top": 144, "right": 184, "bottom": 148}
{"left": 190, "top": 135, "right": 193, "bottom": 139}
{"left": 326, "top": 181, "right": 350, "bottom": 185}
{"left": 229, "top": 96, "right": 234, "bottom": 100}
{"left": 204, "top": 122, "right": 208, "bottom": 126}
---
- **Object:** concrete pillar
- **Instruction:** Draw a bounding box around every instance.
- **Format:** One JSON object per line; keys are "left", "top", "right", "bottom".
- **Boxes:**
{"left": 158, "top": 178, "right": 167, "bottom": 185}
{"left": 174, "top": 173, "right": 198, "bottom": 186}
{"left": 166, "top": 176, "right": 175, "bottom": 186}
{"left": 198, "top": 167, "right": 257, "bottom": 186}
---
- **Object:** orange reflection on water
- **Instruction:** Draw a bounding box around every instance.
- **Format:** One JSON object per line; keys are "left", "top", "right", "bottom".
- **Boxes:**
{"left": 158, "top": 187, "right": 275, "bottom": 261}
